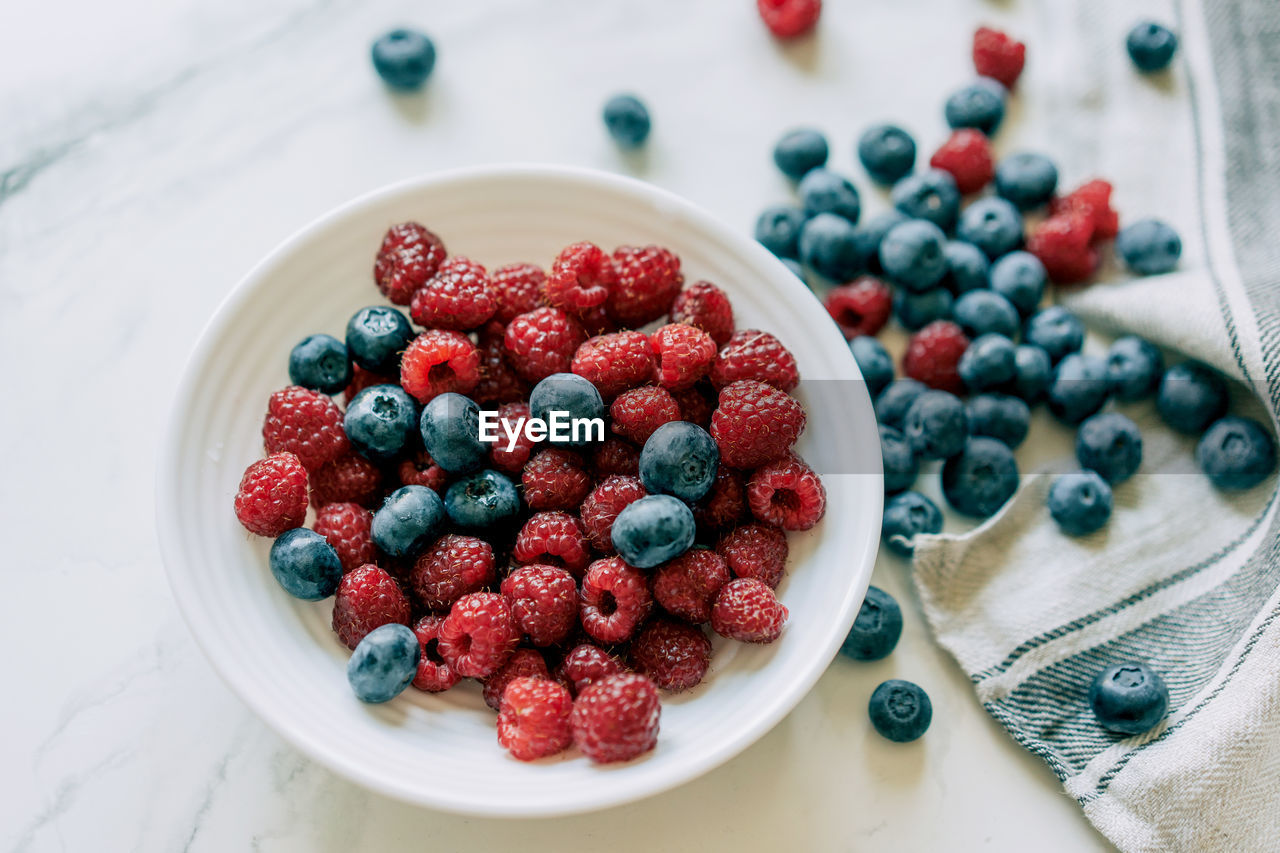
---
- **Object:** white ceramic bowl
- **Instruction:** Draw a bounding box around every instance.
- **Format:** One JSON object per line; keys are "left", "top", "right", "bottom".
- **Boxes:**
{"left": 157, "top": 165, "right": 882, "bottom": 817}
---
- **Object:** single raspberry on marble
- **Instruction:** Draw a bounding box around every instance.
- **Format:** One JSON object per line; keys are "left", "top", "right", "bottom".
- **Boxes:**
{"left": 823, "top": 276, "right": 893, "bottom": 339}
{"left": 1050, "top": 179, "right": 1119, "bottom": 241}
{"left": 580, "top": 557, "right": 653, "bottom": 644}
{"left": 651, "top": 548, "right": 730, "bottom": 623}
{"left": 974, "top": 26, "right": 1026, "bottom": 89}
{"left": 930, "top": 129, "right": 995, "bottom": 195}
{"left": 570, "top": 672, "right": 662, "bottom": 764}
{"left": 570, "top": 331, "right": 655, "bottom": 399}
{"left": 374, "top": 222, "right": 447, "bottom": 305}
{"left": 902, "top": 320, "right": 969, "bottom": 393}
{"left": 691, "top": 468, "right": 748, "bottom": 531}
{"left": 553, "top": 643, "right": 626, "bottom": 697}
{"left": 397, "top": 449, "right": 448, "bottom": 493}
{"left": 630, "top": 619, "right": 712, "bottom": 692}
{"left": 487, "top": 401, "right": 536, "bottom": 475}
{"left": 545, "top": 242, "right": 615, "bottom": 314}
{"left": 716, "top": 523, "right": 788, "bottom": 589}
{"left": 313, "top": 502, "right": 377, "bottom": 571}
{"left": 668, "top": 281, "right": 735, "bottom": 347}
{"left": 501, "top": 565, "right": 579, "bottom": 647}
{"left": 262, "top": 386, "right": 349, "bottom": 470}
{"left": 410, "top": 259, "right": 496, "bottom": 330}
{"left": 591, "top": 437, "right": 641, "bottom": 480}
{"left": 473, "top": 322, "right": 529, "bottom": 406}
{"left": 511, "top": 512, "right": 592, "bottom": 577}
{"left": 483, "top": 648, "right": 551, "bottom": 712}
{"left": 438, "top": 592, "right": 521, "bottom": 679}
{"left": 580, "top": 475, "right": 648, "bottom": 552}
{"left": 331, "top": 564, "right": 412, "bottom": 650}
{"left": 498, "top": 676, "right": 574, "bottom": 761}
{"left": 672, "top": 384, "right": 715, "bottom": 428}
{"left": 710, "top": 329, "right": 799, "bottom": 392}
{"left": 746, "top": 453, "right": 827, "bottom": 531}
{"left": 234, "top": 452, "right": 309, "bottom": 537}
{"left": 343, "top": 364, "right": 395, "bottom": 406}
{"left": 411, "top": 614, "right": 461, "bottom": 693}
{"left": 651, "top": 323, "right": 717, "bottom": 391}
{"left": 1028, "top": 212, "right": 1099, "bottom": 284}
{"left": 310, "top": 451, "right": 383, "bottom": 508}
{"left": 711, "top": 578, "right": 788, "bottom": 643}
{"left": 610, "top": 386, "right": 682, "bottom": 445}
{"left": 410, "top": 534, "right": 495, "bottom": 611}
{"left": 522, "top": 449, "right": 593, "bottom": 511}
{"left": 399, "top": 330, "right": 481, "bottom": 403}
{"left": 504, "top": 307, "right": 587, "bottom": 383}
{"left": 490, "top": 263, "right": 547, "bottom": 324}
{"left": 709, "top": 379, "right": 806, "bottom": 469}
{"left": 757, "top": 0, "right": 821, "bottom": 39}
{"left": 608, "top": 245, "right": 684, "bottom": 327}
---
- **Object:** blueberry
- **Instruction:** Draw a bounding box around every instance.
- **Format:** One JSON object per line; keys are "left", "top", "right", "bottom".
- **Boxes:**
{"left": 371, "top": 29, "right": 436, "bottom": 90}
{"left": 1126, "top": 21, "right": 1178, "bottom": 73}
{"left": 940, "top": 240, "right": 990, "bottom": 294}
{"left": 346, "top": 306, "right": 414, "bottom": 374}
{"left": 966, "top": 393, "right": 1031, "bottom": 448}
{"left": 894, "top": 287, "right": 953, "bottom": 331}
{"left": 419, "top": 392, "right": 486, "bottom": 472}
{"left": 892, "top": 169, "right": 961, "bottom": 232}
{"left": 881, "top": 492, "right": 943, "bottom": 557}
{"left": 347, "top": 624, "right": 420, "bottom": 704}
{"left": 610, "top": 494, "right": 696, "bottom": 569}
{"left": 1116, "top": 219, "right": 1182, "bottom": 275}
{"left": 1156, "top": 361, "right": 1229, "bottom": 434}
{"left": 344, "top": 384, "right": 419, "bottom": 462}
{"left": 1048, "top": 470, "right": 1112, "bottom": 536}
{"left": 989, "top": 251, "right": 1047, "bottom": 317}
{"left": 942, "top": 437, "right": 1019, "bottom": 518}
{"left": 773, "top": 128, "right": 829, "bottom": 180}
{"left": 956, "top": 197, "right": 1023, "bottom": 259}
{"left": 868, "top": 679, "right": 932, "bottom": 742}
{"left": 995, "top": 152, "right": 1059, "bottom": 210}
{"left": 857, "top": 124, "right": 916, "bottom": 185}
{"left": 841, "top": 585, "right": 904, "bottom": 659}
{"left": 879, "top": 219, "right": 948, "bottom": 292}
{"left": 903, "top": 390, "right": 968, "bottom": 460}
{"left": 851, "top": 210, "right": 910, "bottom": 275}
{"left": 639, "top": 421, "right": 719, "bottom": 502}
{"left": 1106, "top": 336, "right": 1164, "bottom": 401}
{"left": 372, "top": 485, "right": 445, "bottom": 558}
{"left": 267, "top": 528, "right": 343, "bottom": 600}
{"left": 444, "top": 469, "right": 521, "bottom": 528}
{"left": 851, "top": 336, "right": 894, "bottom": 398}
{"left": 952, "top": 290, "right": 1019, "bottom": 339}
{"left": 880, "top": 424, "right": 920, "bottom": 494}
{"left": 1089, "top": 663, "right": 1169, "bottom": 735}
{"left": 755, "top": 205, "right": 809, "bottom": 259}
{"left": 958, "top": 333, "right": 1017, "bottom": 392}
{"left": 798, "top": 168, "right": 861, "bottom": 224}
{"left": 1011, "top": 344, "right": 1053, "bottom": 403}
{"left": 781, "top": 258, "right": 811, "bottom": 287}
{"left": 799, "top": 213, "right": 862, "bottom": 282}
{"left": 529, "top": 373, "right": 604, "bottom": 447}
{"left": 944, "top": 79, "right": 1006, "bottom": 135}
{"left": 876, "top": 378, "right": 928, "bottom": 429}
{"left": 1047, "top": 353, "right": 1111, "bottom": 425}
{"left": 1075, "top": 412, "right": 1143, "bottom": 484}
{"left": 1196, "top": 416, "right": 1278, "bottom": 490}
{"left": 288, "top": 334, "right": 352, "bottom": 394}
{"left": 1024, "top": 306, "right": 1085, "bottom": 363}
{"left": 603, "top": 94, "right": 651, "bottom": 147}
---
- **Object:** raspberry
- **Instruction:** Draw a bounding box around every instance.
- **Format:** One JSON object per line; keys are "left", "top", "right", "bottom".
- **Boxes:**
{"left": 711, "top": 578, "right": 788, "bottom": 643}
{"left": 651, "top": 323, "right": 717, "bottom": 391}
{"left": 672, "top": 384, "right": 715, "bottom": 428}
{"left": 522, "top": 449, "right": 593, "bottom": 511}
{"left": 501, "top": 565, "right": 579, "bottom": 647}
{"left": 399, "top": 330, "right": 481, "bottom": 403}
{"left": 668, "top": 281, "right": 735, "bottom": 347}
{"left": 313, "top": 502, "right": 376, "bottom": 571}
{"left": 410, "top": 261, "right": 496, "bottom": 331}
{"left": 709, "top": 379, "right": 806, "bottom": 469}
{"left": 410, "top": 534, "right": 496, "bottom": 611}
{"left": 610, "top": 386, "right": 682, "bottom": 445}
{"left": 903, "top": 320, "right": 970, "bottom": 393}
{"left": 487, "top": 401, "right": 536, "bottom": 475}
{"left": 757, "top": 0, "right": 821, "bottom": 39}
{"left": 343, "top": 364, "right": 394, "bottom": 405}
{"left": 473, "top": 322, "right": 529, "bottom": 406}
{"left": 823, "top": 276, "right": 892, "bottom": 339}
{"left": 580, "top": 557, "right": 653, "bottom": 644}
{"left": 331, "top": 564, "right": 411, "bottom": 650}
{"left": 310, "top": 451, "right": 383, "bottom": 508}
{"left": 576, "top": 304, "right": 618, "bottom": 337}
{"left": 437, "top": 592, "right": 520, "bottom": 678}
{"left": 571, "top": 331, "right": 655, "bottom": 399}
{"left": 570, "top": 672, "right": 661, "bottom": 763}
{"left": 580, "top": 475, "right": 648, "bottom": 552}
{"left": 1028, "top": 212, "right": 1099, "bottom": 284}
{"left": 504, "top": 307, "right": 587, "bottom": 383}
{"left": 746, "top": 453, "right": 827, "bottom": 531}
{"left": 490, "top": 263, "right": 547, "bottom": 324}
{"left": 716, "top": 523, "right": 788, "bottom": 588}
{"left": 374, "top": 222, "right": 447, "bottom": 305}
{"left": 652, "top": 548, "right": 731, "bottom": 623}
{"left": 397, "top": 450, "right": 448, "bottom": 492}
{"left": 974, "top": 26, "right": 1026, "bottom": 89}
{"left": 545, "top": 242, "right": 615, "bottom": 314}
{"left": 929, "top": 129, "right": 995, "bottom": 195}
{"left": 691, "top": 468, "right": 748, "bottom": 531}
{"left": 498, "top": 677, "right": 574, "bottom": 761}
{"left": 607, "top": 245, "right": 684, "bottom": 327}
{"left": 512, "top": 511, "right": 592, "bottom": 577}
{"left": 591, "top": 437, "right": 641, "bottom": 479}
{"left": 233, "top": 452, "right": 308, "bottom": 537}
{"left": 483, "top": 649, "right": 551, "bottom": 712}
{"left": 1051, "top": 179, "right": 1119, "bottom": 241}
{"left": 554, "top": 644, "right": 625, "bottom": 696}
{"left": 437, "top": 256, "right": 486, "bottom": 278}
{"left": 411, "top": 614, "right": 461, "bottom": 693}
{"left": 710, "top": 329, "right": 800, "bottom": 392}
{"left": 630, "top": 619, "right": 712, "bottom": 692}
{"left": 262, "top": 386, "right": 349, "bottom": 470}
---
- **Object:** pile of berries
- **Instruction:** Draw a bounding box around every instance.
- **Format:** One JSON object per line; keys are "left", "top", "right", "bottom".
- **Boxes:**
{"left": 234, "top": 223, "right": 826, "bottom": 764}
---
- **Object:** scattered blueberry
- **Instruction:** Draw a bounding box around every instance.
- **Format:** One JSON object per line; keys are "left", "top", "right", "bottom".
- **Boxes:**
{"left": 944, "top": 79, "right": 1006, "bottom": 135}
{"left": 966, "top": 394, "right": 1031, "bottom": 448}
{"left": 879, "top": 219, "right": 948, "bottom": 292}
{"left": 347, "top": 624, "right": 420, "bottom": 704}
{"left": 603, "top": 94, "right": 651, "bottom": 147}
{"left": 940, "top": 240, "right": 991, "bottom": 294}
{"left": 344, "top": 384, "right": 419, "bottom": 462}
{"left": 610, "top": 494, "right": 697, "bottom": 569}
{"left": 841, "top": 585, "right": 904, "bottom": 658}
{"left": 1089, "top": 663, "right": 1169, "bottom": 735}
{"left": 371, "top": 485, "right": 446, "bottom": 558}
{"left": 639, "top": 421, "right": 720, "bottom": 502}
{"left": 1116, "top": 219, "right": 1182, "bottom": 275}
{"left": 1048, "top": 471, "right": 1113, "bottom": 536}
{"left": 1126, "top": 21, "right": 1179, "bottom": 73}
{"left": 288, "top": 334, "right": 351, "bottom": 395}
{"left": 868, "top": 679, "right": 932, "bottom": 742}
{"left": 903, "top": 390, "right": 969, "bottom": 460}
{"left": 942, "top": 437, "right": 1020, "bottom": 518}
{"left": 773, "top": 128, "right": 829, "bottom": 180}
{"left": 852, "top": 210, "right": 910, "bottom": 274}
{"left": 268, "top": 528, "right": 343, "bottom": 600}
{"left": 956, "top": 197, "right": 1023, "bottom": 259}
{"left": 857, "top": 124, "right": 917, "bottom": 185}
{"left": 958, "top": 333, "right": 1018, "bottom": 392}
{"left": 1011, "top": 344, "right": 1054, "bottom": 403}
{"left": 799, "top": 213, "right": 862, "bottom": 282}
{"left": 444, "top": 469, "right": 521, "bottom": 528}
{"left": 876, "top": 378, "right": 929, "bottom": 429}
{"left": 529, "top": 373, "right": 605, "bottom": 447}
{"left": 1047, "top": 353, "right": 1111, "bottom": 424}
{"left": 989, "top": 251, "right": 1047, "bottom": 316}
{"left": 891, "top": 169, "right": 962, "bottom": 232}
{"left": 798, "top": 168, "right": 862, "bottom": 224}
{"left": 994, "top": 152, "right": 1059, "bottom": 209}
{"left": 880, "top": 424, "right": 920, "bottom": 494}
{"left": 1156, "top": 361, "right": 1229, "bottom": 434}
{"left": 1196, "top": 416, "right": 1278, "bottom": 490}
{"left": 1024, "top": 306, "right": 1085, "bottom": 363}
{"left": 419, "top": 392, "right": 486, "bottom": 472}
{"left": 346, "top": 306, "right": 414, "bottom": 374}
{"left": 755, "top": 205, "right": 809, "bottom": 259}
{"left": 371, "top": 29, "right": 436, "bottom": 90}
{"left": 952, "top": 289, "right": 1020, "bottom": 339}
{"left": 894, "top": 287, "right": 954, "bottom": 331}
{"left": 881, "top": 492, "right": 943, "bottom": 557}
{"left": 1106, "top": 336, "right": 1164, "bottom": 401}
{"left": 1077, "top": 412, "right": 1144, "bottom": 484}
{"left": 851, "top": 335, "right": 894, "bottom": 398}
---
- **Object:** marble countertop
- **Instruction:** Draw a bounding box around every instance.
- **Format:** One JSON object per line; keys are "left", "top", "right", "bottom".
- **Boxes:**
{"left": 3, "top": 0, "right": 1190, "bottom": 848}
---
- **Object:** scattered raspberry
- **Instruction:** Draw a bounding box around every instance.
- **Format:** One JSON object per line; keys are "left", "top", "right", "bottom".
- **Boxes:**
{"left": 570, "top": 672, "right": 661, "bottom": 763}
{"left": 343, "top": 364, "right": 394, "bottom": 405}
{"left": 580, "top": 557, "right": 653, "bottom": 644}
{"left": 411, "top": 614, "right": 461, "bottom": 692}
{"left": 397, "top": 450, "right": 448, "bottom": 492}
{"left": 410, "top": 534, "right": 496, "bottom": 611}
{"left": 711, "top": 578, "right": 788, "bottom": 643}
{"left": 1028, "top": 212, "right": 1099, "bottom": 284}
{"left": 498, "top": 677, "right": 574, "bottom": 761}
{"left": 313, "top": 502, "right": 376, "bottom": 571}
{"left": 610, "top": 386, "right": 682, "bottom": 445}
{"left": 310, "top": 451, "right": 383, "bottom": 508}
{"left": 746, "top": 453, "right": 827, "bottom": 531}
{"left": 554, "top": 644, "right": 625, "bottom": 696}
{"left": 672, "top": 384, "right": 715, "bottom": 428}
{"left": 651, "top": 323, "right": 717, "bottom": 391}
{"left": 608, "top": 245, "right": 684, "bottom": 327}
{"left": 757, "top": 0, "right": 821, "bottom": 39}
{"left": 717, "top": 523, "right": 789, "bottom": 588}
{"left": 930, "top": 129, "right": 995, "bottom": 195}
{"left": 571, "top": 331, "right": 655, "bottom": 399}
{"left": 331, "top": 564, "right": 411, "bottom": 650}
{"left": 234, "top": 452, "right": 308, "bottom": 537}
{"left": 501, "top": 565, "right": 579, "bottom": 647}
{"left": 545, "top": 242, "right": 615, "bottom": 314}
{"left": 903, "top": 320, "right": 970, "bottom": 393}
{"left": 691, "top": 468, "right": 748, "bottom": 531}
{"left": 652, "top": 548, "right": 731, "bottom": 623}
{"left": 973, "top": 26, "right": 1026, "bottom": 89}
{"left": 487, "top": 401, "right": 536, "bottom": 475}
{"left": 473, "top": 322, "right": 529, "bottom": 405}
{"left": 709, "top": 379, "right": 806, "bottom": 469}
{"left": 399, "top": 330, "right": 481, "bottom": 403}
{"left": 504, "top": 307, "right": 587, "bottom": 383}
{"left": 580, "top": 475, "right": 647, "bottom": 552}
{"left": 262, "top": 386, "right": 349, "bottom": 470}
{"left": 374, "top": 222, "right": 447, "bottom": 305}
{"left": 710, "top": 329, "right": 800, "bottom": 392}
{"left": 669, "top": 281, "right": 735, "bottom": 347}
{"left": 512, "top": 511, "right": 592, "bottom": 577}
{"left": 824, "top": 276, "right": 893, "bottom": 339}
{"left": 1051, "top": 179, "right": 1119, "bottom": 241}
{"left": 483, "top": 649, "right": 551, "bottom": 712}
{"left": 410, "top": 260, "right": 496, "bottom": 330}
{"left": 438, "top": 592, "right": 521, "bottom": 679}
{"left": 630, "top": 620, "right": 712, "bottom": 692}
{"left": 522, "top": 449, "right": 593, "bottom": 511}
{"left": 490, "top": 263, "right": 547, "bottom": 324}
{"left": 591, "top": 437, "right": 641, "bottom": 480}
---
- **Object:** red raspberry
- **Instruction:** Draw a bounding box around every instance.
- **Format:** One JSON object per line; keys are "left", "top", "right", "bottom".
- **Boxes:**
{"left": 591, "top": 437, "right": 641, "bottom": 479}
{"left": 504, "top": 307, "right": 587, "bottom": 383}
{"left": 607, "top": 245, "right": 684, "bottom": 327}
{"left": 652, "top": 548, "right": 730, "bottom": 623}
{"left": 709, "top": 379, "right": 806, "bottom": 469}
{"left": 691, "top": 468, "right": 748, "bottom": 531}
{"left": 473, "top": 322, "right": 529, "bottom": 406}
{"left": 437, "top": 256, "right": 486, "bottom": 278}
{"left": 823, "top": 276, "right": 892, "bottom": 339}
{"left": 410, "top": 534, "right": 496, "bottom": 611}
{"left": 233, "top": 452, "right": 308, "bottom": 537}
{"left": 397, "top": 450, "right": 448, "bottom": 492}
{"left": 411, "top": 614, "right": 461, "bottom": 693}
{"left": 498, "top": 677, "right": 573, "bottom": 761}
{"left": 512, "top": 512, "right": 592, "bottom": 577}
{"left": 630, "top": 619, "right": 712, "bottom": 692}
{"left": 483, "top": 648, "right": 550, "bottom": 712}
{"left": 973, "top": 26, "right": 1026, "bottom": 89}
{"left": 710, "top": 329, "right": 800, "bottom": 392}
{"left": 262, "top": 386, "right": 348, "bottom": 470}
{"left": 672, "top": 384, "right": 715, "bottom": 428}
{"left": 747, "top": 453, "right": 827, "bottom": 531}
{"left": 409, "top": 261, "right": 496, "bottom": 331}
{"left": 312, "top": 502, "right": 376, "bottom": 571}
{"left": 331, "top": 564, "right": 411, "bottom": 650}
{"left": 577, "top": 303, "right": 618, "bottom": 337}
{"left": 490, "top": 263, "right": 547, "bottom": 324}
{"left": 1050, "top": 179, "right": 1120, "bottom": 241}
{"left": 501, "top": 565, "right": 579, "bottom": 647}
{"left": 1028, "top": 212, "right": 1099, "bottom": 284}
{"left": 437, "top": 592, "right": 520, "bottom": 678}
{"left": 343, "top": 364, "right": 394, "bottom": 405}
{"left": 522, "top": 449, "right": 593, "bottom": 511}
{"left": 310, "top": 451, "right": 383, "bottom": 508}
{"left": 610, "top": 386, "right": 682, "bottom": 445}
{"left": 545, "top": 242, "right": 615, "bottom": 314}
{"left": 571, "top": 331, "right": 655, "bottom": 399}
{"left": 651, "top": 323, "right": 717, "bottom": 391}
{"left": 669, "top": 281, "right": 735, "bottom": 347}
{"left": 757, "top": 0, "right": 821, "bottom": 38}
{"left": 486, "top": 401, "right": 536, "bottom": 475}
{"left": 399, "top": 330, "right": 481, "bottom": 403}
{"left": 716, "top": 523, "right": 788, "bottom": 589}
{"left": 374, "top": 222, "right": 447, "bottom": 305}
{"left": 930, "top": 129, "right": 995, "bottom": 195}
{"left": 580, "top": 557, "right": 653, "bottom": 644}
{"left": 554, "top": 644, "right": 625, "bottom": 696}
{"left": 570, "top": 672, "right": 661, "bottom": 763}
{"left": 902, "top": 319, "right": 970, "bottom": 393}
{"left": 711, "top": 578, "right": 788, "bottom": 643}
{"left": 580, "top": 475, "right": 647, "bottom": 553}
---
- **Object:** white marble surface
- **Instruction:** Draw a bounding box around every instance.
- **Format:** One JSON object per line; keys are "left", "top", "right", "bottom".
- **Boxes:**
{"left": 4, "top": 0, "right": 1201, "bottom": 848}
